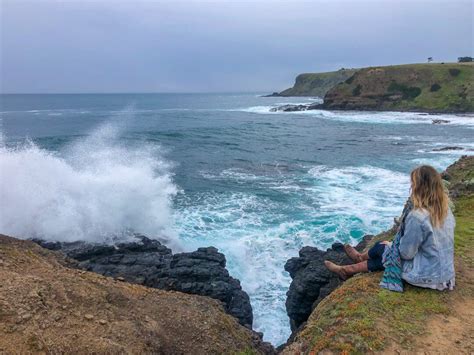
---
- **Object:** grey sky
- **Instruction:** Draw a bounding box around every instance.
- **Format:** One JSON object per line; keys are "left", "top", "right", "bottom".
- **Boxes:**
{"left": 1, "top": 0, "right": 472, "bottom": 93}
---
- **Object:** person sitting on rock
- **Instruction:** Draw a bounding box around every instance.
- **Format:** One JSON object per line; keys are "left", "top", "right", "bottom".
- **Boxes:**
{"left": 324, "top": 165, "right": 455, "bottom": 291}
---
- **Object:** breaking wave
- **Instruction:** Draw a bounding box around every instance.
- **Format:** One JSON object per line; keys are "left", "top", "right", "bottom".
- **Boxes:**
{"left": 0, "top": 122, "right": 178, "bottom": 244}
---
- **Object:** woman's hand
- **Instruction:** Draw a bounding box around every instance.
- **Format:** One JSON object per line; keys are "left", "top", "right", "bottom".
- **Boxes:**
{"left": 380, "top": 241, "right": 393, "bottom": 247}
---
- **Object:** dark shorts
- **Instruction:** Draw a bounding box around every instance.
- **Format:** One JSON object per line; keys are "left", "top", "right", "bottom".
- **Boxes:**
{"left": 367, "top": 241, "right": 386, "bottom": 272}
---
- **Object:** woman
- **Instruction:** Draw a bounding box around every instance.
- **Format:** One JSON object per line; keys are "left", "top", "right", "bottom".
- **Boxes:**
{"left": 324, "top": 165, "right": 456, "bottom": 291}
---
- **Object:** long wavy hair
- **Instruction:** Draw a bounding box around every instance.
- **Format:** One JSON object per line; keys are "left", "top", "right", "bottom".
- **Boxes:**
{"left": 410, "top": 165, "right": 449, "bottom": 228}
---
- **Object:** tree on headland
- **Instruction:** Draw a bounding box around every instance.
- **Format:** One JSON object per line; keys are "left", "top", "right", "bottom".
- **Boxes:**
{"left": 458, "top": 56, "right": 473, "bottom": 63}
{"left": 427, "top": 57, "right": 433, "bottom": 63}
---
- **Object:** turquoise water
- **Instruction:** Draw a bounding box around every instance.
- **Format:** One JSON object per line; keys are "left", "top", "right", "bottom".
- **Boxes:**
{"left": 1, "top": 93, "right": 473, "bottom": 344}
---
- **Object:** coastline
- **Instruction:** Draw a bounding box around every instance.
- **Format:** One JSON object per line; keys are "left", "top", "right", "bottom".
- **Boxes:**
{"left": 1, "top": 155, "right": 472, "bottom": 353}
{"left": 267, "top": 63, "right": 474, "bottom": 115}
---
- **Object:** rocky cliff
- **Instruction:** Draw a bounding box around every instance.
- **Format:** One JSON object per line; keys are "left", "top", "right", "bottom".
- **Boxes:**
{"left": 281, "top": 155, "right": 474, "bottom": 354}
{"left": 323, "top": 63, "right": 474, "bottom": 113}
{"left": 275, "top": 69, "right": 357, "bottom": 97}
{"left": 33, "top": 235, "right": 253, "bottom": 329}
{"left": 0, "top": 235, "right": 274, "bottom": 354}
{"left": 284, "top": 236, "right": 373, "bottom": 333}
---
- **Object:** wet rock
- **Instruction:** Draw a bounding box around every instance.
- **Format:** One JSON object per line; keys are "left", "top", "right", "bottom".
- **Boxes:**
{"left": 432, "top": 119, "right": 450, "bottom": 124}
{"left": 269, "top": 103, "right": 322, "bottom": 112}
{"left": 33, "top": 235, "right": 253, "bottom": 329}
{"left": 284, "top": 236, "right": 372, "bottom": 333}
{"left": 433, "top": 146, "right": 464, "bottom": 152}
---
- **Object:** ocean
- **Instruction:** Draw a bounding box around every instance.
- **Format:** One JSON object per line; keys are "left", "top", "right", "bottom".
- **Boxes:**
{"left": 0, "top": 93, "right": 473, "bottom": 345}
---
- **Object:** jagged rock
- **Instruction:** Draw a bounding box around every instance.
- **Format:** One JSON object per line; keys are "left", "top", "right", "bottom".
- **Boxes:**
{"left": 269, "top": 103, "right": 322, "bottom": 112}
{"left": 284, "top": 236, "right": 372, "bottom": 333}
{"left": 432, "top": 119, "right": 450, "bottom": 124}
{"left": 433, "top": 146, "right": 464, "bottom": 152}
{"left": 33, "top": 235, "right": 253, "bottom": 329}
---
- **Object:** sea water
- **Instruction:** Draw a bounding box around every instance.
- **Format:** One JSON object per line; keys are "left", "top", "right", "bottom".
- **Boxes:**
{"left": 0, "top": 93, "right": 472, "bottom": 345}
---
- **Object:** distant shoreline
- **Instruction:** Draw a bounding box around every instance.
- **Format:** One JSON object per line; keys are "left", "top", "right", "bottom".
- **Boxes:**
{"left": 268, "top": 63, "right": 474, "bottom": 114}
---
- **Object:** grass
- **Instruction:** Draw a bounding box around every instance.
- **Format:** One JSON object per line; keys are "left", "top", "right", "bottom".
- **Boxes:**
{"left": 452, "top": 196, "right": 474, "bottom": 266}
{"left": 327, "top": 62, "right": 474, "bottom": 112}
{"left": 293, "top": 157, "right": 474, "bottom": 354}
{"left": 279, "top": 69, "right": 358, "bottom": 97}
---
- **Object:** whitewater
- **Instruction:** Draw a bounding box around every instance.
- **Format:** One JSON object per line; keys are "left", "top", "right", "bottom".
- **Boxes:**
{"left": 1, "top": 93, "right": 472, "bottom": 345}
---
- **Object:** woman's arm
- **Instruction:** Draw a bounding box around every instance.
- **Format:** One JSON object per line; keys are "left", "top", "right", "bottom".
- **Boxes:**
{"left": 399, "top": 212, "right": 427, "bottom": 260}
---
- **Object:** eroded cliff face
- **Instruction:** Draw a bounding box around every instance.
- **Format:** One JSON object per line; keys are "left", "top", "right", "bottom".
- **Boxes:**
{"left": 34, "top": 236, "right": 253, "bottom": 329}
{"left": 277, "top": 69, "right": 357, "bottom": 97}
{"left": 0, "top": 235, "right": 274, "bottom": 354}
{"left": 323, "top": 63, "right": 474, "bottom": 113}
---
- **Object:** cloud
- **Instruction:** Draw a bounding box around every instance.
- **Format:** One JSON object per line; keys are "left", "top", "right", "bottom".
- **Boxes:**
{"left": 1, "top": 0, "right": 472, "bottom": 93}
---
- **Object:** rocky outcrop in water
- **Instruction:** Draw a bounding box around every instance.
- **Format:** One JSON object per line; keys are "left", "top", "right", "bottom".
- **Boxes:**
{"left": 284, "top": 236, "right": 372, "bottom": 334}
{"left": 34, "top": 235, "right": 253, "bottom": 329}
{"left": 432, "top": 119, "right": 451, "bottom": 124}
{"left": 269, "top": 103, "right": 322, "bottom": 112}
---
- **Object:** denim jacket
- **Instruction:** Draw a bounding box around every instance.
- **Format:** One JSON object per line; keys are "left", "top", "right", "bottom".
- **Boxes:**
{"left": 399, "top": 208, "right": 455, "bottom": 285}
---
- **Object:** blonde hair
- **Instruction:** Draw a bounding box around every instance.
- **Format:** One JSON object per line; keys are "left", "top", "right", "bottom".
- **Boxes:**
{"left": 410, "top": 165, "right": 449, "bottom": 228}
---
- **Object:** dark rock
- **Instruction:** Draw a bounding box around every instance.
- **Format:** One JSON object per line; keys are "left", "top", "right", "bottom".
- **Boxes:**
{"left": 33, "top": 235, "right": 253, "bottom": 329}
{"left": 269, "top": 104, "right": 308, "bottom": 112}
{"left": 432, "top": 119, "right": 450, "bottom": 124}
{"left": 284, "top": 236, "right": 372, "bottom": 333}
{"left": 269, "top": 103, "right": 323, "bottom": 112}
{"left": 261, "top": 92, "right": 281, "bottom": 97}
{"left": 433, "top": 146, "right": 464, "bottom": 152}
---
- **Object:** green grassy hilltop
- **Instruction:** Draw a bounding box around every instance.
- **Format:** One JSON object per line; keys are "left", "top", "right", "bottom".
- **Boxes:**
{"left": 277, "top": 69, "right": 357, "bottom": 97}
{"left": 323, "top": 63, "right": 474, "bottom": 113}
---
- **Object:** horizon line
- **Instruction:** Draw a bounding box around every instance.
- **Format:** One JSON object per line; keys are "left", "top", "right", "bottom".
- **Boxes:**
{"left": 0, "top": 91, "right": 270, "bottom": 95}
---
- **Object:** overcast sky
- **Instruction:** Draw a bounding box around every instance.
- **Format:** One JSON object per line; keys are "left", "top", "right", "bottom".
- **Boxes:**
{"left": 1, "top": 0, "right": 472, "bottom": 93}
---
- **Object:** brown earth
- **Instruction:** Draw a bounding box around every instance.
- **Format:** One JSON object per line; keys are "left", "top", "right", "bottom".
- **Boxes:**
{"left": 384, "top": 255, "right": 474, "bottom": 355}
{"left": 0, "top": 235, "right": 271, "bottom": 354}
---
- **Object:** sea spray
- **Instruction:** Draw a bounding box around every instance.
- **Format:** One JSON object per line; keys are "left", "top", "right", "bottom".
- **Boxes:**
{"left": 0, "top": 120, "right": 178, "bottom": 245}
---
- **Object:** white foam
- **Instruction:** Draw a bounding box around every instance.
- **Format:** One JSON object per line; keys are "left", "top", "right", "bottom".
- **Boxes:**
{"left": 235, "top": 104, "right": 474, "bottom": 127}
{"left": 0, "top": 121, "right": 178, "bottom": 245}
{"left": 235, "top": 105, "right": 277, "bottom": 114}
{"left": 175, "top": 163, "right": 411, "bottom": 345}
{"left": 307, "top": 165, "right": 410, "bottom": 241}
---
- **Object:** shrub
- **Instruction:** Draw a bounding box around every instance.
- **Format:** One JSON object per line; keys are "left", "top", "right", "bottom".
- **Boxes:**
{"left": 388, "top": 82, "right": 422, "bottom": 99}
{"left": 430, "top": 83, "right": 441, "bottom": 92}
{"left": 449, "top": 68, "right": 461, "bottom": 77}
{"left": 458, "top": 56, "right": 473, "bottom": 63}
{"left": 345, "top": 75, "right": 355, "bottom": 84}
{"left": 352, "top": 84, "right": 362, "bottom": 96}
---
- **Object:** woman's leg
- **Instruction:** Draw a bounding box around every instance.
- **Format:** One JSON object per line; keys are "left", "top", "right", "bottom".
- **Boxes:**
{"left": 325, "top": 241, "right": 388, "bottom": 279}
{"left": 344, "top": 244, "right": 369, "bottom": 262}
{"left": 366, "top": 242, "right": 387, "bottom": 272}
{"left": 324, "top": 260, "right": 368, "bottom": 280}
